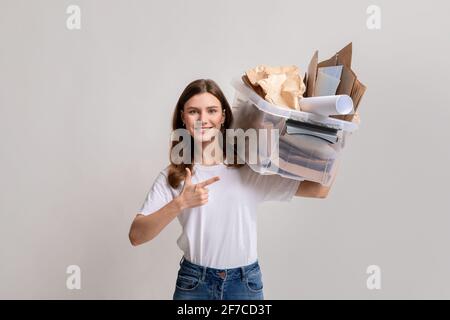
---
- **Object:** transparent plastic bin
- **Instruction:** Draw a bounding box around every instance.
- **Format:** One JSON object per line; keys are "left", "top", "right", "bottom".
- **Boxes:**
{"left": 230, "top": 78, "right": 358, "bottom": 186}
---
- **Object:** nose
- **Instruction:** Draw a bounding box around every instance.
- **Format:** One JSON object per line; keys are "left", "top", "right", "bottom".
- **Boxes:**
{"left": 200, "top": 111, "right": 209, "bottom": 125}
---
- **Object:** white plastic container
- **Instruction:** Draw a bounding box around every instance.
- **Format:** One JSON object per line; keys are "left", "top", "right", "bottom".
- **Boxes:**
{"left": 230, "top": 78, "right": 358, "bottom": 186}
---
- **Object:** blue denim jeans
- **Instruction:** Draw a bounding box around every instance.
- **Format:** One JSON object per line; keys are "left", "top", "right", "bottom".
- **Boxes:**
{"left": 173, "top": 257, "right": 264, "bottom": 300}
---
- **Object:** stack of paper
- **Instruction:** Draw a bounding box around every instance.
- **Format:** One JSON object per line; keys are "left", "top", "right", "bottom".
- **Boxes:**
{"left": 305, "top": 43, "right": 367, "bottom": 122}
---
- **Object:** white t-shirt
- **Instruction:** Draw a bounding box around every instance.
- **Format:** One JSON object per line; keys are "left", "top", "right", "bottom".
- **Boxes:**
{"left": 139, "top": 163, "right": 300, "bottom": 269}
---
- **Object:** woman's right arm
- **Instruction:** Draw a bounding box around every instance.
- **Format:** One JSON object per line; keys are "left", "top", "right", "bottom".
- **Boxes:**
{"left": 128, "top": 197, "right": 185, "bottom": 246}
{"left": 128, "top": 168, "right": 220, "bottom": 246}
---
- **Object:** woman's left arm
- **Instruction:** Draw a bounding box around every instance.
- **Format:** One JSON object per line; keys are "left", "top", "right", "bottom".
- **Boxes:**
{"left": 295, "top": 153, "right": 340, "bottom": 198}
{"left": 295, "top": 180, "right": 332, "bottom": 198}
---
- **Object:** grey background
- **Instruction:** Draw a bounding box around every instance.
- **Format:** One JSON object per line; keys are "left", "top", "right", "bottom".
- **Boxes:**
{"left": 1, "top": 0, "right": 449, "bottom": 299}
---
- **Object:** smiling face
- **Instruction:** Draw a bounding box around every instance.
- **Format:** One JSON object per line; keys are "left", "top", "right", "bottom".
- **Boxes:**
{"left": 181, "top": 92, "right": 225, "bottom": 142}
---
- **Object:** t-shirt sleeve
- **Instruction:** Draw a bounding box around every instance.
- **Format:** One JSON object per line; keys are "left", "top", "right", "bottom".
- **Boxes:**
{"left": 139, "top": 171, "right": 174, "bottom": 216}
{"left": 244, "top": 165, "right": 301, "bottom": 202}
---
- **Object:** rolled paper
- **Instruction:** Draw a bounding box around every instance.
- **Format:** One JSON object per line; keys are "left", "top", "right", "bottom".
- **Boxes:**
{"left": 299, "top": 95, "right": 354, "bottom": 116}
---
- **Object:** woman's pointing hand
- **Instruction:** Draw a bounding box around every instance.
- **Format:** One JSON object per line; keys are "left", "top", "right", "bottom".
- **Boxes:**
{"left": 177, "top": 168, "right": 220, "bottom": 210}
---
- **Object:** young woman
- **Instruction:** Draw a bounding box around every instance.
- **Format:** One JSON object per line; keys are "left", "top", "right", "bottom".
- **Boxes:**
{"left": 128, "top": 79, "right": 334, "bottom": 300}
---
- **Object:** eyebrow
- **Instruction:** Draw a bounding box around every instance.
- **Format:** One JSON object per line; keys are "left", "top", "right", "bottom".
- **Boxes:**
{"left": 185, "top": 106, "right": 220, "bottom": 110}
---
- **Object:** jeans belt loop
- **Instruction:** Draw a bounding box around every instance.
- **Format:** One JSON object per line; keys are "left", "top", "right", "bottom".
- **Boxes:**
{"left": 241, "top": 267, "right": 247, "bottom": 281}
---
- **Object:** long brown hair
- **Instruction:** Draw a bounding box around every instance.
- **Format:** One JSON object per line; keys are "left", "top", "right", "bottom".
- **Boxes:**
{"left": 168, "top": 79, "right": 243, "bottom": 189}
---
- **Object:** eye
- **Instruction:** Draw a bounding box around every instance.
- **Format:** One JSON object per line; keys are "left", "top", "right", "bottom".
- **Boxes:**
{"left": 208, "top": 109, "right": 217, "bottom": 114}
{"left": 188, "top": 110, "right": 198, "bottom": 114}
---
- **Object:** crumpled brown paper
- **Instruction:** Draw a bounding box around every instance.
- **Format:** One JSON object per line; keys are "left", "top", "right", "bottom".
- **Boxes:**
{"left": 245, "top": 65, "right": 306, "bottom": 110}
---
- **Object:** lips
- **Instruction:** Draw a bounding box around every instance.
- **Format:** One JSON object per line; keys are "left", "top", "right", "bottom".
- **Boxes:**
{"left": 200, "top": 127, "right": 213, "bottom": 134}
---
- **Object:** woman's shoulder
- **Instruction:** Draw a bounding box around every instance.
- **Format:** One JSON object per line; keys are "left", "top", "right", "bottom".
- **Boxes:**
{"left": 149, "top": 165, "right": 171, "bottom": 187}
{"left": 157, "top": 164, "right": 183, "bottom": 191}
{"left": 160, "top": 164, "right": 171, "bottom": 177}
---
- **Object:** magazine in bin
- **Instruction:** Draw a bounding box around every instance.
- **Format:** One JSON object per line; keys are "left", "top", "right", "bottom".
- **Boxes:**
{"left": 230, "top": 77, "right": 359, "bottom": 186}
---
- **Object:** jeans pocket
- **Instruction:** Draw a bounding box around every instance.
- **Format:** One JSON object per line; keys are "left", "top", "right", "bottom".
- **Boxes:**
{"left": 246, "top": 268, "right": 263, "bottom": 293}
{"left": 176, "top": 273, "right": 200, "bottom": 291}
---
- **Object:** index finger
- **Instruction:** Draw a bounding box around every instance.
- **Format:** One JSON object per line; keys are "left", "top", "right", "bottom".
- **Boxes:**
{"left": 197, "top": 176, "right": 220, "bottom": 188}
